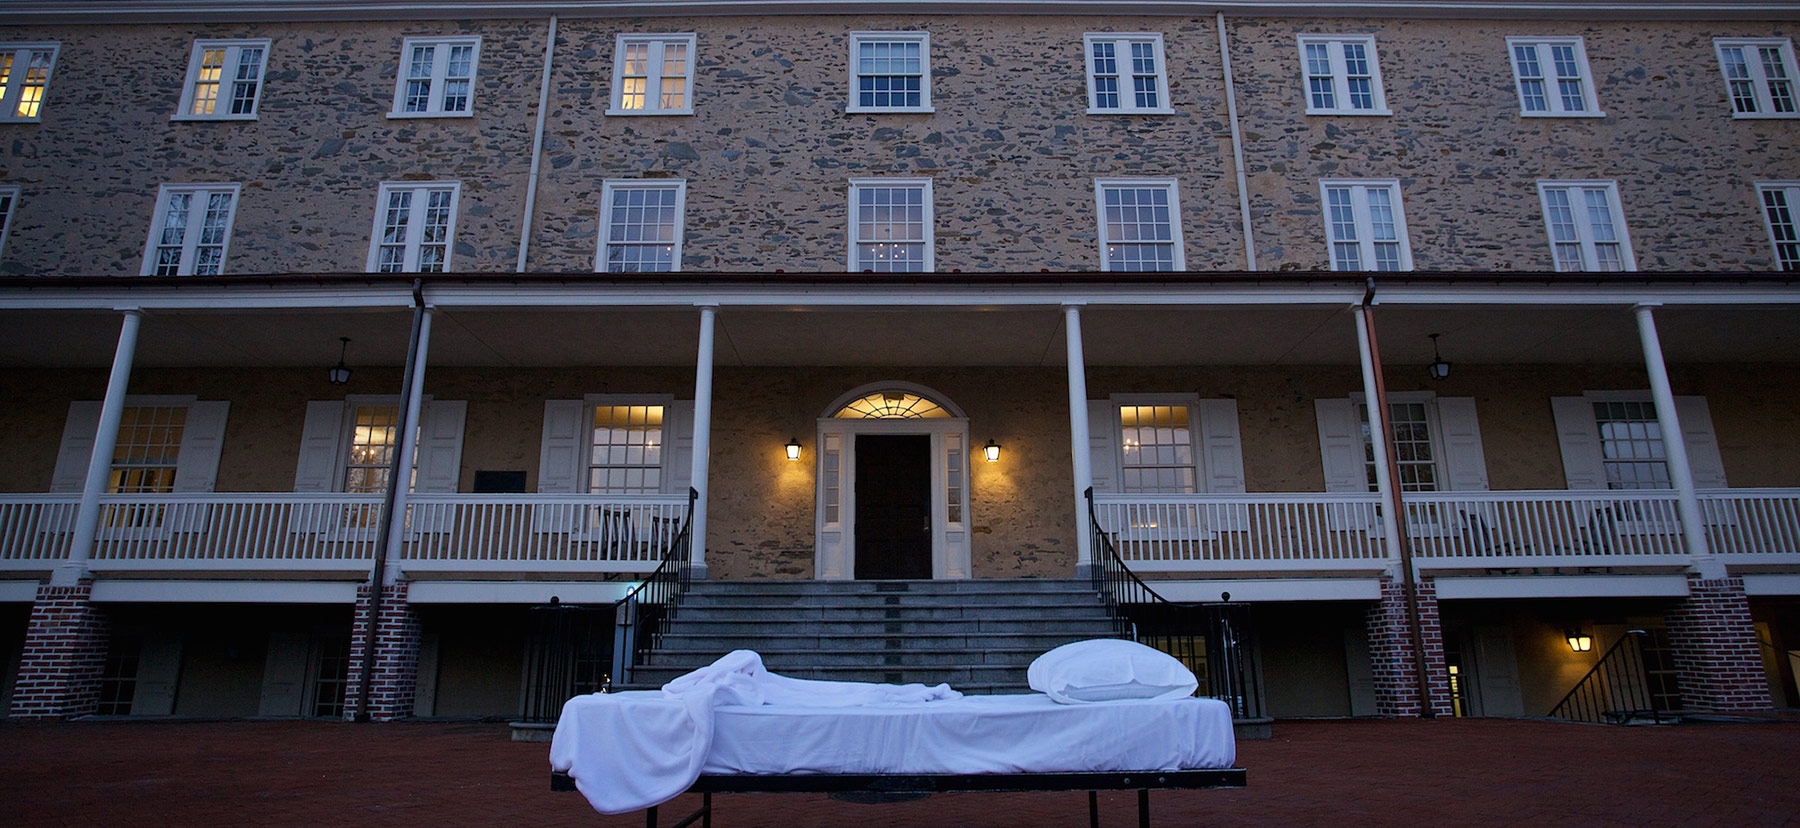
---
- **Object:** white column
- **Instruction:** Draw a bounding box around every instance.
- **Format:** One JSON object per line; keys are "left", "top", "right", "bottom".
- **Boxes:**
{"left": 381, "top": 307, "right": 433, "bottom": 586}
{"left": 1065, "top": 304, "right": 1094, "bottom": 572}
{"left": 1634, "top": 304, "right": 1719, "bottom": 578}
{"left": 1353, "top": 305, "right": 1406, "bottom": 573}
{"left": 688, "top": 305, "right": 717, "bottom": 578}
{"left": 55, "top": 309, "right": 144, "bottom": 587}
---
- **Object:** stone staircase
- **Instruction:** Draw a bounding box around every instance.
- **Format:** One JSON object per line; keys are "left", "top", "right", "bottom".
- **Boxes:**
{"left": 621, "top": 578, "right": 1119, "bottom": 694}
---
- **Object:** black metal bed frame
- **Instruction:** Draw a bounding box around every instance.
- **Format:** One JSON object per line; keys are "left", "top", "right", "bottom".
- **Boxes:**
{"left": 551, "top": 767, "right": 1248, "bottom": 828}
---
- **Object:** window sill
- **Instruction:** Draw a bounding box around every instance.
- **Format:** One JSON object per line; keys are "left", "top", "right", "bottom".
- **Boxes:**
{"left": 1087, "top": 106, "right": 1176, "bottom": 116}
{"left": 386, "top": 111, "right": 476, "bottom": 119}
{"left": 1729, "top": 111, "right": 1800, "bottom": 120}
{"left": 171, "top": 113, "right": 259, "bottom": 122}
{"left": 1305, "top": 108, "right": 1394, "bottom": 117}
{"left": 605, "top": 107, "right": 694, "bottom": 117}
{"left": 846, "top": 105, "right": 935, "bottom": 114}
{"left": 0, "top": 115, "right": 43, "bottom": 124}
{"left": 1520, "top": 110, "right": 1605, "bottom": 118}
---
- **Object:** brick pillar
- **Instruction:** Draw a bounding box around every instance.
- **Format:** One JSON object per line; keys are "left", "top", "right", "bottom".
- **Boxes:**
{"left": 1365, "top": 575, "right": 1452, "bottom": 717}
{"left": 1665, "top": 575, "right": 1772, "bottom": 712}
{"left": 10, "top": 581, "right": 109, "bottom": 719}
{"left": 345, "top": 581, "right": 422, "bottom": 722}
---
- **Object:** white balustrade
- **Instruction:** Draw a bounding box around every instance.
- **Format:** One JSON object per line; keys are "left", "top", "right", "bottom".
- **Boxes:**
{"left": 0, "top": 495, "right": 80, "bottom": 565}
{"left": 402, "top": 493, "right": 690, "bottom": 572}
{"left": 1092, "top": 492, "right": 1388, "bottom": 571}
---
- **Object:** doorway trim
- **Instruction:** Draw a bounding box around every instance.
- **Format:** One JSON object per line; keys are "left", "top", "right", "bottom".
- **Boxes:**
{"left": 815, "top": 382, "right": 972, "bottom": 581}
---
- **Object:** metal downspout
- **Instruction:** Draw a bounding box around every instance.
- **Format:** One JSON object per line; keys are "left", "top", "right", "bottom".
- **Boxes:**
{"left": 517, "top": 15, "right": 557, "bottom": 272}
{"left": 1217, "top": 12, "right": 1256, "bottom": 270}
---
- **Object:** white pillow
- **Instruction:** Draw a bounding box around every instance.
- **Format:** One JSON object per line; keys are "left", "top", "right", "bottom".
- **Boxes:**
{"left": 1028, "top": 639, "right": 1198, "bottom": 704}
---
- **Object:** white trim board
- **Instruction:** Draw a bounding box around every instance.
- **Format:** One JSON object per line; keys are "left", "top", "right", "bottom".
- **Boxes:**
{"left": 1431, "top": 573, "right": 1691, "bottom": 599}
{"left": 1149, "top": 577, "right": 1382, "bottom": 602}
{"left": 89, "top": 579, "right": 359, "bottom": 603}
{"left": 406, "top": 579, "right": 636, "bottom": 604}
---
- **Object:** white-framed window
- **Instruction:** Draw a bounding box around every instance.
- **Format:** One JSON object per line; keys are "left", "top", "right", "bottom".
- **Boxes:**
{"left": 848, "top": 177, "right": 933, "bottom": 272}
{"left": 1589, "top": 399, "right": 1672, "bottom": 491}
{"left": 1551, "top": 392, "right": 1725, "bottom": 492}
{"left": 1094, "top": 178, "right": 1185, "bottom": 272}
{"left": 140, "top": 184, "right": 241, "bottom": 276}
{"left": 0, "top": 186, "right": 17, "bottom": 254}
{"left": 1357, "top": 398, "right": 1443, "bottom": 493}
{"left": 1714, "top": 38, "right": 1798, "bottom": 119}
{"left": 1084, "top": 33, "right": 1173, "bottom": 115}
{"left": 389, "top": 36, "right": 480, "bottom": 118}
{"left": 848, "top": 31, "right": 932, "bottom": 113}
{"left": 1297, "top": 35, "right": 1390, "bottom": 115}
{"left": 292, "top": 397, "right": 465, "bottom": 500}
{"left": 607, "top": 33, "right": 696, "bottom": 116}
{"left": 587, "top": 399, "right": 668, "bottom": 495}
{"left": 174, "top": 39, "right": 270, "bottom": 121}
{"left": 1319, "top": 179, "right": 1411, "bottom": 272}
{"left": 0, "top": 42, "right": 59, "bottom": 122}
{"left": 1536, "top": 180, "right": 1634, "bottom": 272}
{"left": 597, "top": 179, "right": 686, "bottom": 273}
{"left": 1507, "top": 37, "right": 1602, "bottom": 117}
{"left": 1757, "top": 181, "right": 1800, "bottom": 272}
{"left": 366, "top": 181, "right": 460, "bottom": 273}
{"left": 1117, "top": 399, "right": 1200, "bottom": 494}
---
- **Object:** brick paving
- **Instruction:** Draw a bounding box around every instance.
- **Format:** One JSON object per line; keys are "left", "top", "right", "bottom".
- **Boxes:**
{"left": 3, "top": 717, "right": 1798, "bottom": 827}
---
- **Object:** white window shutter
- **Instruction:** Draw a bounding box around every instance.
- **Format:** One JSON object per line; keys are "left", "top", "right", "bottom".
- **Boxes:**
{"left": 1435, "top": 397, "right": 1490, "bottom": 492}
{"left": 1550, "top": 397, "right": 1605, "bottom": 490}
{"left": 1198, "top": 399, "right": 1246, "bottom": 494}
{"left": 1674, "top": 396, "right": 1727, "bottom": 489}
{"left": 1314, "top": 398, "right": 1365, "bottom": 493}
{"left": 51, "top": 401, "right": 102, "bottom": 493}
{"left": 534, "top": 400, "right": 586, "bottom": 533}
{"left": 293, "top": 401, "right": 347, "bottom": 493}
{"left": 413, "top": 400, "right": 466, "bottom": 494}
{"left": 169, "top": 400, "right": 229, "bottom": 533}
{"left": 1087, "top": 400, "right": 1119, "bottom": 495}
{"left": 665, "top": 400, "right": 695, "bottom": 497}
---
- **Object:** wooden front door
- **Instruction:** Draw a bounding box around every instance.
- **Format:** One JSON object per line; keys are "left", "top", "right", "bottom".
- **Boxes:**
{"left": 853, "top": 434, "right": 933, "bottom": 580}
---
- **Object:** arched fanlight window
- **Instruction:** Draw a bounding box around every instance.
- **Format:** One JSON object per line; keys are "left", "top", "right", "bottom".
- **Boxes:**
{"left": 831, "top": 391, "right": 952, "bottom": 419}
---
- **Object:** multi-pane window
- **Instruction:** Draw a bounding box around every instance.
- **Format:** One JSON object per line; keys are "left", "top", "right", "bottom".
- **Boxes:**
{"left": 1757, "top": 181, "right": 1800, "bottom": 271}
{"left": 175, "top": 39, "right": 270, "bottom": 120}
{"left": 1320, "top": 180, "right": 1411, "bottom": 272}
{"left": 1298, "top": 35, "right": 1390, "bottom": 115}
{"left": 390, "top": 36, "right": 479, "bottom": 117}
{"left": 1119, "top": 404, "right": 1197, "bottom": 493}
{"left": 1360, "top": 402, "right": 1438, "bottom": 492}
{"left": 1593, "top": 400, "right": 1671, "bottom": 490}
{"left": 1507, "top": 37, "right": 1601, "bottom": 117}
{"left": 0, "top": 186, "right": 16, "bottom": 254}
{"left": 597, "top": 180, "right": 686, "bottom": 273}
{"left": 310, "top": 637, "right": 350, "bottom": 719}
{"left": 141, "top": 184, "right": 241, "bottom": 276}
{"left": 848, "top": 32, "right": 932, "bottom": 113}
{"left": 0, "top": 43, "right": 58, "bottom": 122}
{"left": 849, "top": 178, "right": 933, "bottom": 272}
{"left": 1095, "top": 179, "right": 1184, "bottom": 272}
{"left": 1084, "top": 33, "right": 1172, "bottom": 114}
{"left": 1714, "top": 38, "right": 1799, "bottom": 118}
{"left": 343, "top": 405, "right": 401, "bottom": 495}
{"left": 367, "top": 181, "right": 459, "bottom": 273}
{"left": 589, "top": 404, "right": 664, "bottom": 494}
{"left": 608, "top": 34, "right": 696, "bottom": 115}
{"left": 109, "top": 406, "right": 186, "bottom": 494}
{"left": 1537, "top": 181, "right": 1634, "bottom": 272}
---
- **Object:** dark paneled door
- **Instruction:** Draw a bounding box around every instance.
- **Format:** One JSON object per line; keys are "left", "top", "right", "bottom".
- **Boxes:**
{"left": 854, "top": 434, "right": 932, "bottom": 580}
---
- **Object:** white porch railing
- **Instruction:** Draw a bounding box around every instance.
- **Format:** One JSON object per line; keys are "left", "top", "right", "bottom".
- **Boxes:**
{"left": 0, "top": 492, "right": 690, "bottom": 573}
{"left": 1091, "top": 492, "right": 1388, "bottom": 570}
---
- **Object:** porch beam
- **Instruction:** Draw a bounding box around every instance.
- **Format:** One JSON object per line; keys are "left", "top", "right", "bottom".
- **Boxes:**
{"left": 53, "top": 308, "right": 142, "bottom": 587}
{"left": 689, "top": 305, "right": 717, "bottom": 578}
{"left": 1633, "top": 303, "right": 1719, "bottom": 578}
{"left": 1065, "top": 303, "right": 1093, "bottom": 573}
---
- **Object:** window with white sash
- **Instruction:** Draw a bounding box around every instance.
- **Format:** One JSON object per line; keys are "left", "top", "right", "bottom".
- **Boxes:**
{"left": 608, "top": 34, "right": 696, "bottom": 115}
{"left": 0, "top": 43, "right": 58, "bottom": 122}
{"left": 389, "top": 36, "right": 479, "bottom": 117}
{"left": 1298, "top": 35, "right": 1390, "bottom": 115}
{"left": 1537, "top": 181, "right": 1633, "bottom": 272}
{"left": 598, "top": 180, "right": 686, "bottom": 272}
{"left": 1550, "top": 393, "right": 1727, "bottom": 491}
{"left": 1757, "top": 181, "right": 1800, "bottom": 271}
{"left": 1316, "top": 394, "right": 1490, "bottom": 495}
{"left": 141, "top": 184, "right": 241, "bottom": 276}
{"left": 51, "top": 397, "right": 230, "bottom": 500}
{"left": 1359, "top": 400, "right": 1440, "bottom": 492}
{"left": 849, "top": 178, "right": 933, "bottom": 272}
{"left": 1084, "top": 33, "right": 1172, "bottom": 115}
{"left": 1320, "top": 179, "right": 1411, "bottom": 272}
{"left": 1089, "top": 396, "right": 1244, "bottom": 496}
{"left": 291, "top": 398, "right": 466, "bottom": 496}
{"left": 175, "top": 39, "right": 270, "bottom": 120}
{"left": 367, "top": 181, "right": 459, "bottom": 273}
{"left": 848, "top": 31, "right": 931, "bottom": 113}
{"left": 1095, "top": 178, "right": 1184, "bottom": 272}
{"left": 1507, "top": 37, "right": 1601, "bottom": 117}
{"left": 1714, "top": 38, "right": 1798, "bottom": 118}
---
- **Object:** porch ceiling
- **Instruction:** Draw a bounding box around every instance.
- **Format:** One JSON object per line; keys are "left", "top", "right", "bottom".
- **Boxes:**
{"left": 0, "top": 303, "right": 1793, "bottom": 368}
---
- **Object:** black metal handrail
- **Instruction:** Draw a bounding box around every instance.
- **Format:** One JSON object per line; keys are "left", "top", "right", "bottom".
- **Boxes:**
{"left": 613, "top": 487, "right": 701, "bottom": 680}
{"left": 1547, "top": 629, "right": 1668, "bottom": 725}
{"left": 1086, "top": 488, "right": 1263, "bottom": 719}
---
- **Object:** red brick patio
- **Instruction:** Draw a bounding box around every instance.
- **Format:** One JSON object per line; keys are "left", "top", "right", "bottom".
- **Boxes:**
{"left": 3, "top": 717, "right": 1797, "bottom": 826}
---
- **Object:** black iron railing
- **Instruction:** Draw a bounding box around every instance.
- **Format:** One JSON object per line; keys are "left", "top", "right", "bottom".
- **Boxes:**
{"left": 1547, "top": 629, "right": 1671, "bottom": 725}
{"left": 519, "top": 487, "right": 698, "bottom": 723}
{"left": 1086, "top": 488, "right": 1263, "bottom": 719}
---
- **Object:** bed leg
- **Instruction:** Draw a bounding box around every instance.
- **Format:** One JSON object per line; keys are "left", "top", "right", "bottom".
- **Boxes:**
{"left": 1089, "top": 791, "right": 1100, "bottom": 828}
{"left": 1137, "top": 790, "right": 1150, "bottom": 828}
{"left": 703, "top": 792, "right": 712, "bottom": 828}
{"left": 645, "top": 805, "right": 657, "bottom": 828}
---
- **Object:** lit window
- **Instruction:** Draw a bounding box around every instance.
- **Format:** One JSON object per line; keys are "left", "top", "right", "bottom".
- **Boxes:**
{"left": 1084, "top": 33, "right": 1173, "bottom": 115}
{"left": 389, "top": 36, "right": 480, "bottom": 117}
{"left": 831, "top": 392, "right": 950, "bottom": 419}
{"left": 589, "top": 405, "right": 664, "bottom": 494}
{"left": 344, "top": 405, "right": 401, "bottom": 495}
{"left": 1714, "top": 38, "right": 1799, "bottom": 118}
{"left": 848, "top": 178, "right": 933, "bottom": 272}
{"left": 1095, "top": 178, "right": 1184, "bottom": 272}
{"left": 0, "top": 43, "right": 58, "bottom": 122}
{"left": 608, "top": 34, "right": 696, "bottom": 116}
{"left": 1507, "top": 37, "right": 1601, "bottom": 117}
{"left": 1593, "top": 400, "right": 1671, "bottom": 490}
{"left": 1757, "top": 181, "right": 1800, "bottom": 272}
{"left": 848, "top": 31, "right": 932, "bottom": 113}
{"left": 1119, "top": 404, "right": 1197, "bottom": 493}
{"left": 367, "top": 181, "right": 460, "bottom": 273}
{"left": 109, "top": 406, "right": 187, "bottom": 494}
{"left": 175, "top": 39, "right": 270, "bottom": 120}
{"left": 1537, "top": 180, "right": 1634, "bottom": 272}
{"left": 0, "top": 186, "right": 17, "bottom": 255}
{"left": 140, "top": 184, "right": 241, "bottom": 276}
{"left": 597, "top": 180, "right": 686, "bottom": 273}
{"left": 1320, "top": 179, "right": 1412, "bottom": 272}
{"left": 1298, "top": 35, "right": 1390, "bottom": 115}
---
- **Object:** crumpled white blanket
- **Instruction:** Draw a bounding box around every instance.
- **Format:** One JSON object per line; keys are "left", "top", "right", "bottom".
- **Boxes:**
{"left": 549, "top": 650, "right": 962, "bottom": 815}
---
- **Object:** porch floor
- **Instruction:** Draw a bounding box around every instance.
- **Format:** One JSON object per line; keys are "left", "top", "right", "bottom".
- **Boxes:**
{"left": 4, "top": 715, "right": 1798, "bottom": 826}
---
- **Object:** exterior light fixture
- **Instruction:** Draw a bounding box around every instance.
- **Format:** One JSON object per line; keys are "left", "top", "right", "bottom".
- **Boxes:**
{"left": 1427, "top": 333, "right": 1451, "bottom": 381}
{"left": 328, "top": 337, "right": 353, "bottom": 386}
{"left": 1565, "top": 629, "right": 1593, "bottom": 653}
{"left": 984, "top": 439, "right": 1001, "bottom": 463}
{"left": 785, "top": 438, "right": 802, "bottom": 462}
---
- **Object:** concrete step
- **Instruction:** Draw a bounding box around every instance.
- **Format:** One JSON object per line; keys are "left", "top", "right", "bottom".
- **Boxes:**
{"left": 615, "top": 680, "right": 1032, "bottom": 695}
{"left": 628, "top": 663, "right": 1033, "bottom": 686}
{"left": 681, "top": 592, "right": 1102, "bottom": 608}
{"left": 685, "top": 579, "right": 1094, "bottom": 596}
{"left": 667, "top": 604, "right": 1107, "bottom": 621}
{"left": 657, "top": 618, "right": 1117, "bottom": 636}
{"left": 642, "top": 647, "right": 1057, "bottom": 669}
{"left": 654, "top": 631, "right": 1118, "bottom": 651}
